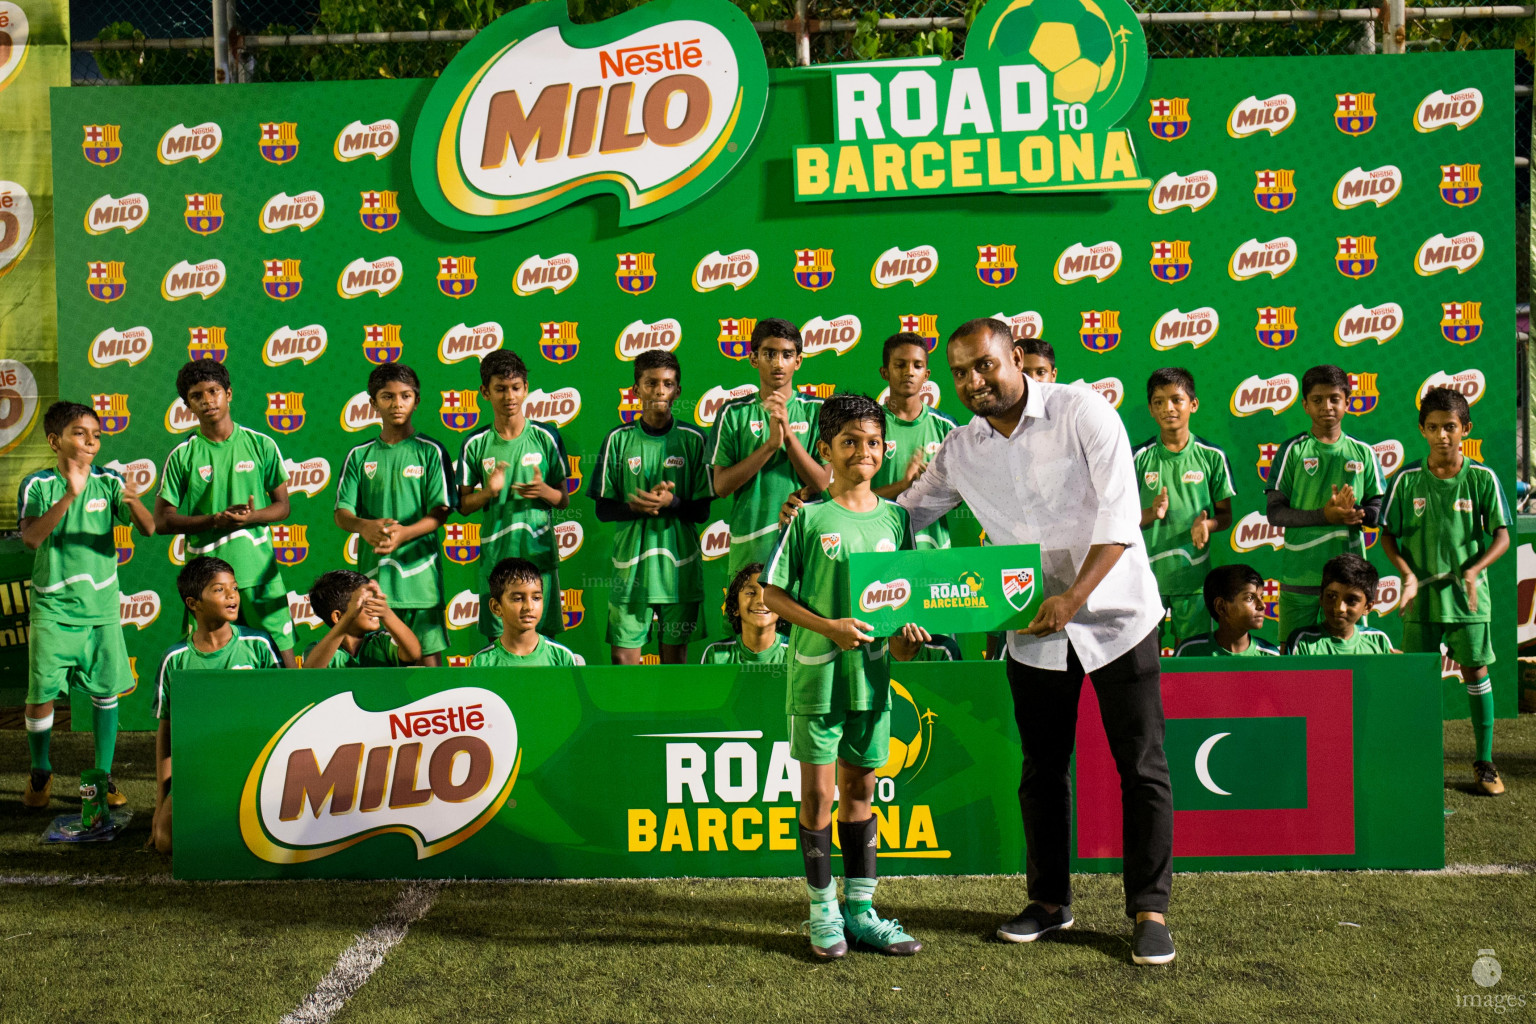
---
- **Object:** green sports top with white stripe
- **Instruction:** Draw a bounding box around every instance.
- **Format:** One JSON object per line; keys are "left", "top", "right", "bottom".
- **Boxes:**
{"left": 1174, "top": 634, "right": 1282, "bottom": 657}
{"left": 157, "top": 424, "right": 286, "bottom": 590}
{"left": 1285, "top": 625, "right": 1394, "bottom": 655}
{"left": 592, "top": 418, "right": 712, "bottom": 603}
{"left": 708, "top": 392, "right": 822, "bottom": 562}
{"left": 18, "top": 466, "right": 130, "bottom": 625}
{"left": 470, "top": 635, "right": 579, "bottom": 667}
{"left": 1132, "top": 435, "right": 1237, "bottom": 594}
{"left": 875, "top": 404, "right": 958, "bottom": 549}
{"left": 154, "top": 625, "right": 279, "bottom": 719}
{"left": 1382, "top": 457, "right": 1511, "bottom": 623}
{"left": 1270, "top": 431, "right": 1385, "bottom": 587}
{"left": 457, "top": 421, "right": 569, "bottom": 586}
{"left": 335, "top": 433, "right": 455, "bottom": 609}
{"left": 304, "top": 629, "right": 400, "bottom": 668}
{"left": 699, "top": 636, "right": 789, "bottom": 665}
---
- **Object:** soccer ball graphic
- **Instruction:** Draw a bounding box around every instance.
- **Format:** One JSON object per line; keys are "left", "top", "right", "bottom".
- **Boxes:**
{"left": 989, "top": 0, "right": 1118, "bottom": 105}
{"left": 877, "top": 680, "right": 933, "bottom": 779}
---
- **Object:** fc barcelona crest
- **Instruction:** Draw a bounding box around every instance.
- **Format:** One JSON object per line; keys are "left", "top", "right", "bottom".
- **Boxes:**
{"left": 1439, "top": 164, "right": 1481, "bottom": 207}
{"left": 1335, "top": 236, "right": 1377, "bottom": 279}
{"left": 1256, "top": 443, "right": 1279, "bottom": 483}
{"left": 1148, "top": 98, "right": 1190, "bottom": 141}
{"left": 360, "top": 190, "right": 400, "bottom": 232}
{"left": 272, "top": 525, "right": 309, "bottom": 566}
{"left": 1262, "top": 578, "right": 1281, "bottom": 622}
{"left": 718, "top": 317, "right": 755, "bottom": 360}
{"left": 363, "top": 324, "right": 403, "bottom": 364}
{"left": 184, "top": 193, "right": 224, "bottom": 235}
{"left": 1255, "top": 306, "right": 1297, "bottom": 350}
{"left": 83, "top": 125, "right": 123, "bottom": 166}
{"left": 440, "top": 389, "right": 480, "bottom": 432}
{"left": 565, "top": 455, "right": 584, "bottom": 497}
{"left": 259, "top": 122, "right": 299, "bottom": 164}
{"left": 1334, "top": 93, "right": 1376, "bottom": 135}
{"left": 92, "top": 394, "right": 130, "bottom": 435}
{"left": 187, "top": 326, "right": 228, "bottom": 362}
{"left": 1462, "top": 438, "right": 1484, "bottom": 462}
{"left": 114, "top": 525, "right": 134, "bottom": 566}
{"left": 265, "top": 392, "right": 306, "bottom": 434}
{"left": 263, "top": 258, "right": 303, "bottom": 300}
{"left": 1254, "top": 169, "right": 1296, "bottom": 212}
{"left": 616, "top": 252, "right": 656, "bottom": 294}
{"left": 897, "top": 314, "right": 939, "bottom": 351}
{"left": 539, "top": 321, "right": 581, "bottom": 363}
{"left": 562, "top": 588, "right": 585, "bottom": 630}
{"left": 1345, "top": 372, "right": 1380, "bottom": 416}
{"left": 618, "top": 387, "right": 642, "bottom": 425}
{"left": 443, "top": 523, "right": 481, "bottom": 565}
{"left": 975, "top": 244, "right": 1017, "bottom": 287}
{"left": 795, "top": 248, "right": 835, "bottom": 291}
{"left": 1440, "top": 302, "right": 1482, "bottom": 345}
{"left": 1149, "top": 240, "right": 1191, "bottom": 284}
{"left": 437, "top": 256, "right": 476, "bottom": 298}
{"left": 87, "top": 261, "right": 126, "bottom": 302}
{"left": 1079, "top": 310, "right": 1121, "bottom": 353}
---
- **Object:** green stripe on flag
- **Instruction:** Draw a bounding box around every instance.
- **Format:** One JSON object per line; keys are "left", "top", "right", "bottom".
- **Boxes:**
{"left": 1166, "top": 717, "right": 1308, "bottom": 811}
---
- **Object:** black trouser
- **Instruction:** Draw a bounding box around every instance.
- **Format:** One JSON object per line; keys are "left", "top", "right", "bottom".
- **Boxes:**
{"left": 1005, "top": 627, "right": 1172, "bottom": 918}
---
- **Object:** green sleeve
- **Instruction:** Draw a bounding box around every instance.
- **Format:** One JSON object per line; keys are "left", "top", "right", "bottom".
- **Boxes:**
{"left": 158, "top": 446, "right": 187, "bottom": 508}
{"left": 764, "top": 514, "right": 801, "bottom": 592}
{"left": 709, "top": 405, "right": 740, "bottom": 468}
{"left": 109, "top": 473, "right": 132, "bottom": 525}
{"left": 334, "top": 445, "right": 361, "bottom": 514}
{"left": 541, "top": 424, "right": 569, "bottom": 491}
{"left": 592, "top": 427, "right": 622, "bottom": 500}
{"left": 469, "top": 649, "right": 493, "bottom": 668}
{"left": 687, "top": 431, "right": 712, "bottom": 501}
{"left": 1271, "top": 438, "right": 1296, "bottom": 498}
{"left": 897, "top": 504, "right": 915, "bottom": 551}
{"left": 1382, "top": 472, "right": 1406, "bottom": 537}
{"left": 1360, "top": 442, "right": 1386, "bottom": 500}
{"left": 423, "top": 439, "right": 451, "bottom": 511}
{"left": 260, "top": 432, "right": 287, "bottom": 496}
{"left": 1209, "top": 446, "right": 1236, "bottom": 503}
{"left": 553, "top": 643, "right": 576, "bottom": 666}
{"left": 366, "top": 631, "right": 401, "bottom": 666}
{"left": 257, "top": 635, "right": 280, "bottom": 669}
{"left": 801, "top": 404, "right": 821, "bottom": 455}
{"left": 458, "top": 433, "right": 482, "bottom": 493}
{"left": 1483, "top": 469, "right": 1512, "bottom": 534}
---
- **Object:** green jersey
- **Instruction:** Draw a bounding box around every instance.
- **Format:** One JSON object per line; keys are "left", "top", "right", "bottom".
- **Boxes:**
{"left": 1286, "top": 625, "right": 1394, "bottom": 655}
{"left": 1132, "top": 435, "right": 1237, "bottom": 594}
{"left": 764, "top": 495, "right": 912, "bottom": 714}
{"left": 335, "top": 433, "right": 454, "bottom": 609}
{"left": 1382, "top": 458, "right": 1511, "bottom": 624}
{"left": 18, "top": 466, "right": 131, "bottom": 626}
{"left": 699, "top": 636, "right": 789, "bottom": 665}
{"left": 876, "top": 404, "right": 958, "bottom": 549}
{"left": 905, "top": 636, "right": 963, "bottom": 662}
{"left": 154, "top": 625, "right": 279, "bottom": 719}
{"left": 470, "top": 635, "right": 579, "bottom": 667}
{"left": 457, "top": 420, "right": 569, "bottom": 585}
{"left": 1174, "top": 634, "right": 1281, "bottom": 657}
{"left": 1270, "top": 432, "right": 1385, "bottom": 586}
{"left": 158, "top": 425, "right": 288, "bottom": 589}
{"left": 708, "top": 392, "right": 822, "bottom": 564}
{"left": 592, "top": 419, "right": 713, "bottom": 603}
{"left": 305, "top": 629, "right": 400, "bottom": 668}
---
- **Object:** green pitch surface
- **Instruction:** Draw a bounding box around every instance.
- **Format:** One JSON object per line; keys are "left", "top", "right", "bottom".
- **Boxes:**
{"left": 3, "top": 719, "right": 1534, "bottom": 1023}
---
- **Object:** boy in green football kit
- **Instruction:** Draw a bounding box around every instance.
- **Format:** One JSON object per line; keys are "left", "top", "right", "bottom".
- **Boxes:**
{"left": 762, "top": 394, "right": 928, "bottom": 960}
{"left": 335, "top": 363, "right": 455, "bottom": 666}
{"left": 458, "top": 349, "right": 570, "bottom": 642}
{"left": 1285, "top": 554, "right": 1397, "bottom": 655}
{"left": 20, "top": 401, "right": 155, "bottom": 810}
{"left": 699, "top": 562, "right": 788, "bottom": 666}
{"left": 711, "top": 318, "right": 830, "bottom": 575}
{"left": 1133, "top": 368, "right": 1235, "bottom": 651}
{"left": 152, "top": 556, "right": 282, "bottom": 853}
{"left": 155, "top": 361, "right": 298, "bottom": 666}
{"left": 303, "top": 569, "right": 422, "bottom": 668}
{"left": 1174, "top": 564, "right": 1282, "bottom": 657}
{"left": 1382, "top": 388, "right": 1512, "bottom": 795}
{"left": 873, "top": 332, "right": 959, "bottom": 550}
{"left": 1266, "top": 365, "right": 1386, "bottom": 642}
{"left": 470, "top": 558, "right": 582, "bottom": 667}
{"left": 592, "top": 350, "right": 713, "bottom": 665}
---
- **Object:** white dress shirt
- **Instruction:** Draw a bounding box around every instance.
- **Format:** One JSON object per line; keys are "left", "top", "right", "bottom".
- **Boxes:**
{"left": 898, "top": 380, "right": 1162, "bottom": 673}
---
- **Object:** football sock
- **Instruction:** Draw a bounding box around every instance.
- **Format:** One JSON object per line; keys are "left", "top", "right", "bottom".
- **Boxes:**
{"left": 839, "top": 815, "right": 879, "bottom": 915}
{"left": 25, "top": 712, "right": 53, "bottom": 773}
{"left": 799, "top": 824, "right": 834, "bottom": 897}
{"left": 1466, "top": 672, "right": 1495, "bottom": 763}
{"left": 91, "top": 696, "right": 120, "bottom": 774}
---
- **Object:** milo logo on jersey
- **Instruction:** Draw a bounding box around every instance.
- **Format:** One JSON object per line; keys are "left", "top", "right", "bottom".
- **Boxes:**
{"left": 266, "top": 392, "right": 306, "bottom": 434}
{"left": 1078, "top": 310, "right": 1120, "bottom": 353}
{"left": 1252, "top": 169, "right": 1294, "bottom": 212}
{"left": 188, "top": 326, "right": 228, "bottom": 362}
{"left": 363, "top": 324, "right": 403, "bottom": 365}
{"left": 436, "top": 256, "right": 476, "bottom": 298}
{"left": 91, "top": 393, "right": 130, "bottom": 434}
{"left": 1334, "top": 303, "right": 1402, "bottom": 347}
{"left": 272, "top": 525, "right": 309, "bottom": 566}
{"left": 514, "top": 253, "right": 579, "bottom": 296}
{"left": 975, "top": 245, "right": 1016, "bottom": 287}
{"left": 1439, "top": 302, "right": 1481, "bottom": 345}
{"left": 89, "top": 326, "right": 153, "bottom": 368}
{"left": 1148, "top": 97, "right": 1189, "bottom": 140}
{"left": 1149, "top": 240, "right": 1190, "bottom": 284}
{"left": 1439, "top": 164, "right": 1481, "bottom": 207}
{"left": 1344, "top": 372, "right": 1380, "bottom": 416}
{"left": 239, "top": 688, "right": 519, "bottom": 864}
{"left": 1255, "top": 306, "right": 1297, "bottom": 350}
{"left": 1054, "top": 241, "right": 1120, "bottom": 285}
{"left": 561, "top": 589, "right": 585, "bottom": 630}
{"left": 444, "top": 523, "right": 481, "bottom": 565}
{"left": 1415, "top": 232, "right": 1483, "bottom": 276}
{"left": 85, "top": 193, "right": 149, "bottom": 235}
{"left": 359, "top": 191, "right": 400, "bottom": 233}
{"left": 185, "top": 193, "right": 224, "bottom": 234}
{"left": 1417, "top": 369, "right": 1485, "bottom": 408}
{"left": 1414, "top": 87, "right": 1482, "bottom": 132}
{"left": 1334, "top": 92, "right": 1375, "bottom": 135}
{"left": 87, "top": 261, "right": 126, "bottom": 302}
{"left": 83, "top": 124, "right": 123, "bottom": 166}
{"left": 440, "top": 390, "right": 482, "bottom": 432}
{"left": 259, "top": 121, "right": 299, "bottom": 163}
{"left": 717, "top": 318, "right": 756, "bottom": 360}
{"left": 1148, "top": 170, "right": 1217, "bottom": 214}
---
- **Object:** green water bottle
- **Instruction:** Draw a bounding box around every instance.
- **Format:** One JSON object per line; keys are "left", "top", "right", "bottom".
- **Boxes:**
{"left": 79, "top": 768, "right": 109, "bottom": 831}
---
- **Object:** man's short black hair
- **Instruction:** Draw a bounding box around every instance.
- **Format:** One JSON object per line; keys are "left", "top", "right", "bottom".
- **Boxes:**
{"left": 488, "top": 557, "right": 543, "bottom": 603}
{"left": 309, "top": 569, "right": 370, "bottom": 627}
{"left": 480, "top": 349, "right": 528, "bottom": 389}
{"left": 178, "top": 556, "right": 236, "bottom": 608}
{"left": 948, "top": 317, "right": 1012, "bottom": 348}
{"left": 175, "top": 359, "right": 231, "bottom": 402}
{"left": 1302, "top": 364, "right": 1351, "bottom": 398}
{"left": 1017, "top": 337, "right": 1055, "bottom": 366}
{"left": 750, "top": 317, "right": 802, "bottom": 355}
{"left": 634, "top": 349, "right": 681, "bottom": 386}
{"left": 1418, "top": 386, "right": 1472, "bottom": 427}
{"left": 1321, "top": 553, "right": 1379, "bottom": 599}
{"left": 1148, "top": 367, "right": 1197, "bottom": 402}
{"left": 1203, "top": 563, "right": 1263, "bottom": 619}
{"left": 881, "top": 332, "right": 930, "bottom": 366}
{"left": 367, "top": 362, "right": 421, "bottom": 401}
{"left": 818, "top": 393, "right": 886, "bottom": 444}
{"left": 43, "top": 401, "right": 98, "bottom": 437}
{"left": 725, "top": 562, "right": 765, "bottom": 636}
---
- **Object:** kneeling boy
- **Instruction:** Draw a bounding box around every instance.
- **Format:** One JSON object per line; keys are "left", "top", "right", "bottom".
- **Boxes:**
{"left": 304, "top": 569, "right": 422, "bottom": 668}
{"left": 471, "top": 558, "right": 581, "bottom": 667}
{"left": 1285, "top": 554, "right": 1396, "bottom": 655}
{"left": 1175, "top": 564, "right": 1281, "bottom": 657}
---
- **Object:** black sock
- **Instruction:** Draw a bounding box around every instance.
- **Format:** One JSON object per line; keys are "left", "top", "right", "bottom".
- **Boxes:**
{"left": 839, "top": 816, "right": 879, "bottom": 912}
{"left": 799, "top": 823, "right": 833, "bottom": 891}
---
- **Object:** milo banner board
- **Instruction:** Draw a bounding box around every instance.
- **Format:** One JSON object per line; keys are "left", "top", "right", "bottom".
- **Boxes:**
{"left": 848, "top": 544, "right": 1042, "bottom": 634}
{"left": 49, "top": 0, "right": 1516, "bottom": 734}
{"left": 176, "top": 657, "right": 1441, "bottom": 880}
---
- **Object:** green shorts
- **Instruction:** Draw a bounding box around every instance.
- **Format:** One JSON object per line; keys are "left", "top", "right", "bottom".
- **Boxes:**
{"left": 400, "top": 607, "right": 449, "bottom": 657}
{"left": 478, "top": 569, "right": 565, "bottom": 639}
{"left": 1159, "top": 593, "right": 1209, "bottom": 652}
{"left": 606, "top": 595, "right": 701, "bottom": 648}
{"left": 28, "top": 621, "right": 136, "bottom": 704}
{"left": 242, "top": 575, "right": 294, "bottom": 652}
{"left": 788, "top": 707, "right": 891, "bottom": 767}
{"left": 1404, "top": 620, "right": 1494, "bottom": 670}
